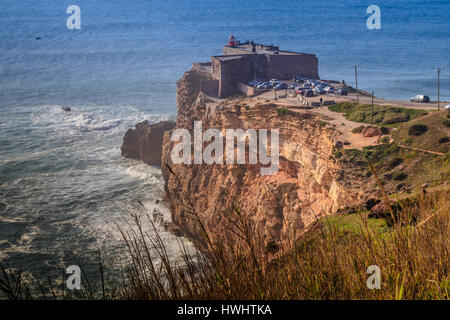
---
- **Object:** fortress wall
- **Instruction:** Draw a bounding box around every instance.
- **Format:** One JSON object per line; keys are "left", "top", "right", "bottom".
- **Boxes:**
{"left": 211, "top": 58, "right": 222, "bottom": 80}
{"left": 265, "top": 54, "right": 319, "bottom": 80}
{"left": 192, "top": 62, "right": 212, "bottom": 73}
{"left": 217, "top": 57, "right": 251, "bottom": 98}
{"left": 200, "top": 79, "right": 219, "bottom": 97}
{"left": 223, "top": 46, "right": 249, "bottom": 55}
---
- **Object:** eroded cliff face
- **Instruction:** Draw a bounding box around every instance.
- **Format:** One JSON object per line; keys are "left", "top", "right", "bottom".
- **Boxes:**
{"left": 159, "top": 69, "right": 368, "bottom": 249}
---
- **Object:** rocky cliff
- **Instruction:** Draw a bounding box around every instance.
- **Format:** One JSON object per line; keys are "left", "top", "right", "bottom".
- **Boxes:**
{"left": 153, "top": 69, "right": 371, "bottom": 250}
{"left": 121, "top": 120, "right": 175, "bottom": 166}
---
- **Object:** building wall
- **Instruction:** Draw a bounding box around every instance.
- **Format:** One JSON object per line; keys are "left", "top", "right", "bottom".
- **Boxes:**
{"left": 216, "top": 57, "right": 252, "bottom": 98}
{"left": 212, "top": 46, "right": 320, "bottom": 98}
{"left": 264, "top": 54, "right": 319, "bottom": 80}
{"left": 200, "top": 79, "right": 219, "bottom": 97}
{"left": 236, "top": 82, "right": 256, "bottom": 96}
{"left": 223, "top": 46, "right": 250, "bottom": 56}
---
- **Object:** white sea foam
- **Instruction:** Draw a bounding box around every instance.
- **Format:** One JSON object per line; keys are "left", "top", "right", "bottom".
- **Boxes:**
{"left": 124, "top": 163, "right": 161, "bottom": 181}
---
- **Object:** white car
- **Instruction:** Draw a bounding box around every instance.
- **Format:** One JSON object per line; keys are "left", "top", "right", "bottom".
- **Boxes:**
{"left": 445, "top": 104, "right": 450, "bottom": 110}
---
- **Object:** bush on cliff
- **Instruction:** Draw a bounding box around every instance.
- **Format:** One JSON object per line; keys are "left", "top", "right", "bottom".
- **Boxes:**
{"left": 276, "top": 108, "right": 291, "bottom": 116}
{"left": 408, "top": 124, "right": 428, "bottom": 136}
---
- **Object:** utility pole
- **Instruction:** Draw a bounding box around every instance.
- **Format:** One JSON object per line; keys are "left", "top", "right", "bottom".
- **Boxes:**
{"left": 438, "top": 66, "right": 447, "bottom": 111}
{"left": 437, "top": 68, "right": 440, "bottom": 111}
{"left": 355, "top": 64, "right": 359, "bottom": 103}
{"left": 371, "top": 90, "right": 374, "bottom": 125}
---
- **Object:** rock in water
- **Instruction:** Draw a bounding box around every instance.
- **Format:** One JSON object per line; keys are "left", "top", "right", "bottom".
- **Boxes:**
{"left": 121, "top": 120, "right": 176, "bottom": 166}
{"left": 61, "top": 106, "right": 71, "bottom": 112}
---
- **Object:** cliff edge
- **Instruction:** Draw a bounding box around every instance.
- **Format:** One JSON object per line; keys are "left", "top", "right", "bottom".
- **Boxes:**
{"left": 153, "top": 69, "right": 373, "bottom": 250}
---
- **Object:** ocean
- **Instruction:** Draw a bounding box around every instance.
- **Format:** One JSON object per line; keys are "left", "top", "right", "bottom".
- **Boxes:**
{"left": 0, "top": 0, "right": 449, "bottom": 291}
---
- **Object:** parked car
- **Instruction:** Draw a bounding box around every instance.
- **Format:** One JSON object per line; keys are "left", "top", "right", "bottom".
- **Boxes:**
{"left": 296, "top": 76, "right": 309, "bottom": 83}
{"left": 304, "top": 89, "right": 314, "bottom": 97}
{"left": 249, "top": 79, "right": 264, "bottom": 87}
{"left": 444, "top": 104, "right": 450, "bottom": 110}
{"left": 335, "top": 88, "right": 348, "bottom": 96}
{"left": 324, "top": 86, "right": 335, "bottom": 94}
{"left": 303, "top": 83, "right": 311, "bottom": 88}
{"left": 290, "top": 83, "right": 299, "bottom": 89}
{"left": 295, "top": 87, "right": 306, "bottom": 94}
{"left": 410, "top": 95, "right": 430, "bottom": 103}
{"left": 275, "top": 83, "right": 288, "bottom": 90}
{"left": 313, "top": 87, "right": 326, "bottom": 95}
{"left": 270, "top": 79, "right": 280, "bottom": 84}
{"left": 257, "top": 82, "right": 271, "bottom": 89}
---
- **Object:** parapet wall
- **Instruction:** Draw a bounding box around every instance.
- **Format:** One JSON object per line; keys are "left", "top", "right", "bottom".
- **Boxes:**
{"left": 236, "top": 82, "right": 256, "bottom": 96}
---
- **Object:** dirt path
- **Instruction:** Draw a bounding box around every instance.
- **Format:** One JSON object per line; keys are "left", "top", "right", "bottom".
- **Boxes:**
{"left": 256, "top": 96, "right": 380, "bottom": 149}
{"left": 311, "top": 106, "right": 380, "bottom": 149}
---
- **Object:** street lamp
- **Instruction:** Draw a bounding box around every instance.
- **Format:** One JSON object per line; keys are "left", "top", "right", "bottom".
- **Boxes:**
{"left": 437, "top": 66, "right": 446, "bottom": 111}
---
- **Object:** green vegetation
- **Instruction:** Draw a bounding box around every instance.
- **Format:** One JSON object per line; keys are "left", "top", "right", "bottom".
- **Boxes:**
{"left": 335, "top": 111, "right": 449, "bottom": 194}
{"left": 322, "top": 212, "right": 388, "bottom": 236}
{"left": 276, "top": 107, "right": 290, "bottom": 116}
{"left": 2, "top": 190, "right": 447, "bottom": 300}
{"left": 351, "top": 125, "right": 365, "bottom": 134}
{"left": 388, "top": 157, "right": 403, "bottom": 169}
{"left": 380, "top": 126, "right": 390, "bottom": 134}
{"left": 393, "top": 172, "right": 408, "bottom": 181}
{"left": 408, "top": 124, "right": 428, "bottom": 136}
{"left": 1, "top": 106, "right": 448, "bottom": 301}
{"left": 328, "top": 102, "right": 428, "bottom": 126}
{"left": 392, "top": 111, "right": 449, "bottom": 155}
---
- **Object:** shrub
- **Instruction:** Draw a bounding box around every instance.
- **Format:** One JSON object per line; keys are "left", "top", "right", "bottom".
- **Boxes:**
{"left": 444, "top": 119, "right": 450, "bottom": 127}
{"left": 318, "top": 121, "right": 327, "bottom": 128}
{"left": 393, "top": 172, "right": 408, "bottom": 181}
{"left": 380, "top": 136, "right": 390, "bottom": 144}
{"left": 383, "top": 113, "right": 409, "bottom": 124}
{"left": 352, "top": 125, "right": 365, "bottom": 134}
{"left": 276, "top": 108, "right": 290, "bottom": 116}
{"left": 438, "top": 136, "right": 449, "bottom": 143}
{"left": 408, "top": 124, "right": 428, "bottom": 136}
{"left": 388, "top": 157, "right": 403, "bottom": 169}
{"left": 380, "top": 126, "right": 390, "bottom": 134}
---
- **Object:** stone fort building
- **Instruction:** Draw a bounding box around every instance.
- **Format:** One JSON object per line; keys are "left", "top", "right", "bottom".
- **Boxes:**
{"left": 194, "top": 35, "right": 319, "bottom": 98}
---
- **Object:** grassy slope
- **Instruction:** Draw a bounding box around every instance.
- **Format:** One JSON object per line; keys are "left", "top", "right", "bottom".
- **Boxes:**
{"left": 331, "top": 104, "right": 449, "bottom": 194}
{"left": 329, "top": 102, "right": 428, "bottom": 126}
